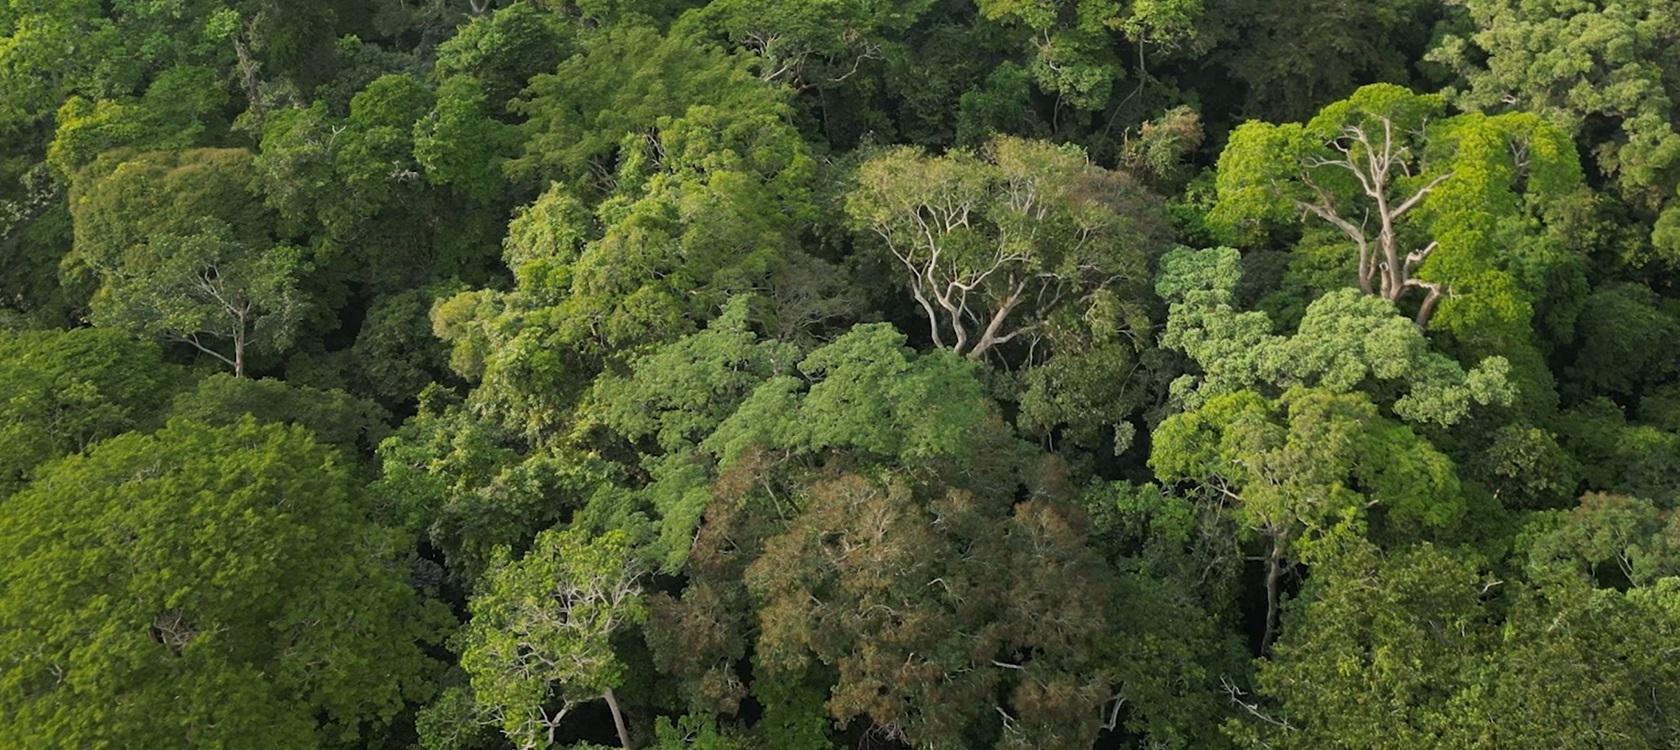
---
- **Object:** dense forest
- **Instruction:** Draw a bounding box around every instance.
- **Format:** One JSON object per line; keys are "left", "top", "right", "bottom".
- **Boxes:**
{"left": 2, "top": 1, "right": 1679, "bottom": 748}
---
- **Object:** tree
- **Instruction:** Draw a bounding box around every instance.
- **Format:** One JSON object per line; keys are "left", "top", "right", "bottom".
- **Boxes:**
{"left": 1476, "top": 576, "right": 1680, "bottom": 747}
{"left": 253, "top": 76, "right": 435, "bottom": 243}
{"left": 1155, "top": 246, "right": 1513, "bottom": 426}
{"left": 1151, "top": 387, "right": 1464, "bottom": 649}
{"left": 587, "top": 296, "right": 800, "bottom": 456}
{"left": 975, "top": 0, "right": 1203, "bottom": 112}
{"left": 433, "top": 77, "right": 818, "bottom": 436}
{"left": 1213, "top": 86, "right": 1453, "bottom": 324}
{"left": 1430, "top": 0, "right": 1680, "bottom": 265}
{"left": 350, "top": 285, "right": 462, "bottom": 406}
{"left": 1230, "top": 511, "right": 1680, "bottom": 748}
{"left": 1209, "top": 0, "right": 1438, "bottom": 121}
{"left": 1473, "top": 495, "right": 1680, "bottom": 746}
{"left": 47, "top": 65, "right": 229, "bottom": 176}
{"left": 637, "top": 319, "right": 1215, "bottom": 748}
{"left": 0, "top": 327, "right": 186, "bottom": 493}
{"left": 88, "top": 219, "right": 307, "bottom": 376}
{"left": 432, "top": 3, "right": 571, "bottom": 110}
{"left": 414, "top": 75, "right": 519, "bottom": 202}
{"left": 1554, "top": 399, "right": 1680, "bottom": 507}
{"left": 166, "top": 373, "right": 391, "bottom": 453}
{"left": 847, "top": 136, "right": 1168, "bottom": 360}
{"left": 0, "top": 418, "right": 446, "bottom": 748}
{"left": 745, "top": 471, "right": 1120, "bottom": 750}
{"left": 372, "top": 386, "right": 611, "bottom": 583}
{"left": 703, "top": 322, "right": 994, "bottom": 468}
{"left": 570, "top": 319, "right": 994, "bottom": 578}
{"left": 1562, "top": 282, "right": 1680, "bottom": 399}
{"left": 1211, "top": 85, "right": 1586, "bottom": 330}
{"left": 1224, "top": 537, "right": 1493, "bottom": 749}
{"left": 447, "top": 528, "right": 645, "bottom": 750}
{"left": 0, "top": 0, "right": 240, "bottom": 138}
{"left": 508, "top": 25, "right": 792, "bottom": 189}
{"left": 674, "top": 0, "right": 932, "bottom": 85}
{"left": 66, "top": 147, "right": 275, "bottom": 297}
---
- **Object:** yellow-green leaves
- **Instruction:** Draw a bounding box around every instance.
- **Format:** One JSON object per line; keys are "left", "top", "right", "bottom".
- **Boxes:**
{"left": 1158, "top": 247, "right": 1513, "bottom": 427}
{"left": 0, "top": 419, "right": 445, "bottom": 749}
{"left": 454, "top": 527, "right": 645, "bottom": 749}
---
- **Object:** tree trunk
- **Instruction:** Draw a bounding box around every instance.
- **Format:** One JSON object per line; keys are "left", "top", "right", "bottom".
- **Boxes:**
{"left": 603, "top": 687, "right": 633, "bottom": 749}
{"left": 1261, "top": 539, "right": 1285, "bottom": 654}
{"left": 1413, "top": 283, "right": 1443, "bottom": 329}
{"left": 233, "top": 333, "right": 245, "bottom": 378}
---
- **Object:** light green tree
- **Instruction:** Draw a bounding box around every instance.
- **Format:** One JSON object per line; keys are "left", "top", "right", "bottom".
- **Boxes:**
{"left": 1151, "top": 387, "right": 1464, "bottom": 648}
{"left": 847, "top": 136, "right": 1168, "bottom": 361}
{"left": 1212, "top": 85, "right": 1585, "bottom": 330}
{"left": 0, "top": 418, "right": 447, "bottom": 749}
{"left": 1156, "top": 246, "right": 1513, "bottom": 425}
{"left": 1430, "top": 0, "right": 1680, "bottom": 265}
{"left": 446, "top": 528, "right": 645, "bottom": 750}
{"left": 88, "top": 219, "right": 306, "bottom": 376}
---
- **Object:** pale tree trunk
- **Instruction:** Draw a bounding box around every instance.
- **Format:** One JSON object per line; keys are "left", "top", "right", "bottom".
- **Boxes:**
{"left": 1295, "top": 117, "right": 1452, "bottom": 328}
{"left": 232, "top": 312, "right": 248, "bottom": 378}
{"left": 1261, "top": 536, "right": 1286, "bottom": 654}
{"left": 603, "top": 688, "right": 633, "bottom": 749}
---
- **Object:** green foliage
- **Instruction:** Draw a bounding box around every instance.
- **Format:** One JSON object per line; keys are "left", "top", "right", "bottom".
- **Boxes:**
{"left": 433, "top": 3, "right": 571, "bottom": 109}
{"left": 167, "top": 373, "right": 390, "bottom": 453}
{"left": 1157, "top": 247, "right": 1513, "bottom": 427}
{"left": 1523, "top": 493, "right": 1680, "bottom": 588}
{"left": 706, "top": 323, "right": 992, "bottom": 468}
{"left": 0, "top": 327, "right": 186, "bottom": 492}
{"left": 1212, "top": 0, "right": 1437, "bottom": 121}
{"left": 0, "top": 1, "right": 240, "bottom": 137}
{"left": 674, "top": 0, "right": 934, "bottom": 88}
{"left": 436, "top": 57, "right": 817, "bottom": 436}
{"left": 452, "top": 527, "right": 644, "bottom": 750}
{"left": 976, "top": 0, "right": 1203, "bottom": 111}
{"left": 1432, "top": 0, "right": 1680, "bottom": 264}
{"left": 351, "top": 285, "right": 461, "bottom": 405}
{"left": 1153, "top": 387, "right": 1465, "bottom": 557}
{"left": 1477, "top": 576, "right": 1680, "bottom": 747}
{"left": 87, "top": 219, "right": 307, "bottom": 376}
{"left": 847, "top": 136, "right": 1167, "bottom": 362}
{"left": 1563, "top": 282, "right": 1680, "bottom": 398}
{"left": 48, "top": 65, "right": 229, "bottom": 176}
{"left": 66, "top": 147, "right": 274, "bottom": 292}
{"left": 255, "top": 75, "right": 438, "bottom": 244}
{"left": 651, "top": 714, "right": 743, "bottom": 749}
{"left": 509, "top": 25, "right": 790, "bottom": 187}
{"left": 8, "top": 4, "right": 1680, "bottom": 748}
{"left": 1554, "top": 398, "right": 1680, "bottom": 506}
{"left": 1210, "top": 86, "right": 1587, "bottom": 396}
{"left": 373, "top": 389, "right": 607, "bottom": 581}
{"left": 1237, "top": 527, "right": 1680, "bottom": 748}
{"left": 414, "top": 75, "right": 519, "bottom": 201}
{"left": 0, "top": 418, "right": 446, "bottom": 748}
{"left": 1229, "top": 538, "right": 1492, "bottom": 749}
{"left": 588, "top": 296, "right": 800, "bottom": 455}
